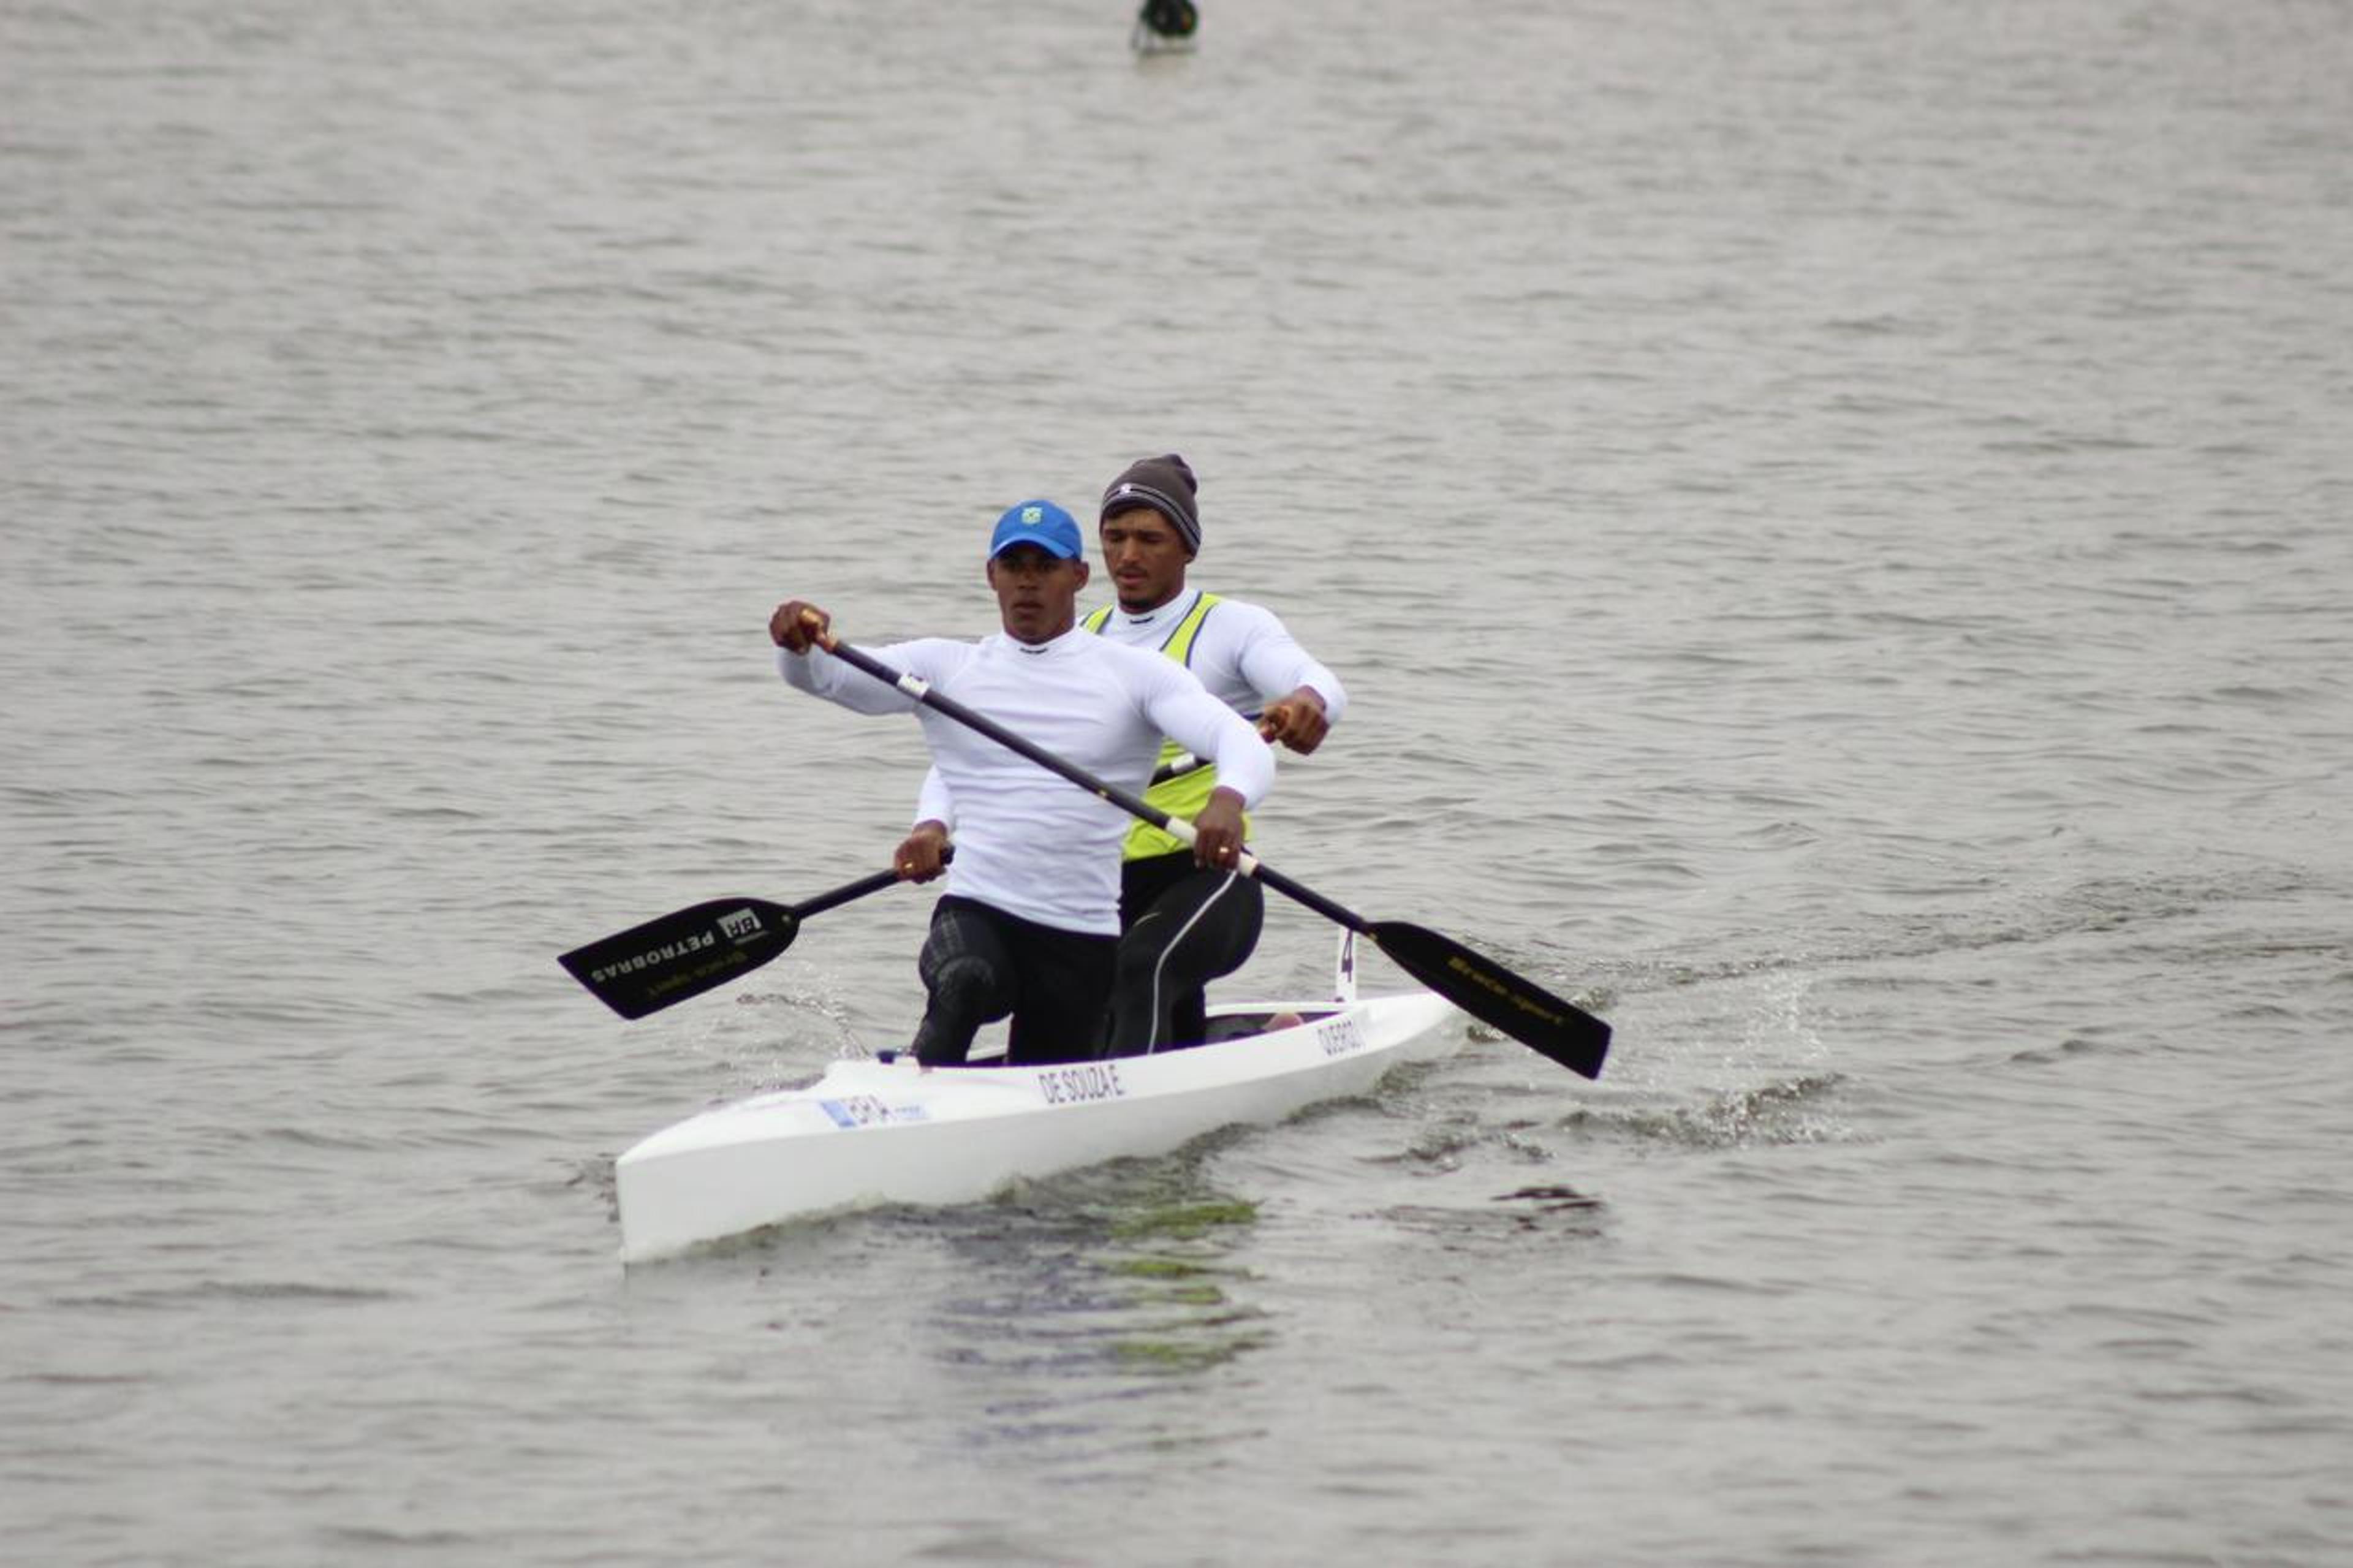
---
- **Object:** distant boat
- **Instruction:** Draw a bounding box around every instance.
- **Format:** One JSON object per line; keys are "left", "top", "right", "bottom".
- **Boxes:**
{"left": 1132, "top": 0, "right": 1199, "bottom": 53}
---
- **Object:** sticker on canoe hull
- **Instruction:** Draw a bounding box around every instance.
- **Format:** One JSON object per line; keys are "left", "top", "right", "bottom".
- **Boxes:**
{"left": 818, "top": 1096, "right": 930, "bottom": 1129}
{"left": 1037, "top": 1062, "right": 1127, "bottom": 1106}
{"left": 1315, "top": 1015, "right": 1366, "bottom": 1057}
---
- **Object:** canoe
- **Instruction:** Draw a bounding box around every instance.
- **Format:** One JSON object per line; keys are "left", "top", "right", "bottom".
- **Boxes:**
{"left": 614, "top": 938, "right": 1460, "bottom": 1262}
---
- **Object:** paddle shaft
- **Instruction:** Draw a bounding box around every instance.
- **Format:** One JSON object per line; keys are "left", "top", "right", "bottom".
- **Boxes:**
{"left": 819, "top": 640, "right": 1363, "bottom": 925}
{"left": 790, "top": 865, "right": 902, "bottom": 920}
{"left": 1150, "top": 712, "right": 1262, "bottom": 786}
{"left": 819, "top": 640, "right": 1609, "bottom": 1074}
{"left": 814, "top": 636, "right": 1610, "bottom": 1077}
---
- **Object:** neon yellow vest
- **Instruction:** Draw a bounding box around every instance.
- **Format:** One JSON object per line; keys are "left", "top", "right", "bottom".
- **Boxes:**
{"left": 1084, "top": 594, "right": 1247, "bottom": 861}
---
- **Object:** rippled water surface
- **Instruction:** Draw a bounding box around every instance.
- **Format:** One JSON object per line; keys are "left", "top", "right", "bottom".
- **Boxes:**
{"left": 6, "top": 1, "right": 2351, "bottom": 1563}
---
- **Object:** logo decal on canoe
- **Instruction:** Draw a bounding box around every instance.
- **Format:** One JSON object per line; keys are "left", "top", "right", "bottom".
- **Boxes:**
{"left": 718, "top": 906, "right": 763, "bottom": 944}
{"left": 1315, "top": 1015, "right": 1366, "bottom": 1057}
{"left": 1037, "top": 1062, "right": 1126, "bottom": 1106}
{"left": 818, "top": 1096, "right": 929, "bottom": 1129}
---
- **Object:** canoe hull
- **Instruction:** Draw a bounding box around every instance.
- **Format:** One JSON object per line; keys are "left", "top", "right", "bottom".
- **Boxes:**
{"left": 615, "top": 990, "right": 1458, "bottom": 1262}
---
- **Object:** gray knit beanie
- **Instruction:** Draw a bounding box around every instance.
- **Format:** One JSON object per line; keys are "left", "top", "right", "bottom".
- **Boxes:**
{"left": 1099, "top": 453, "right": 1201, "bottom": 553}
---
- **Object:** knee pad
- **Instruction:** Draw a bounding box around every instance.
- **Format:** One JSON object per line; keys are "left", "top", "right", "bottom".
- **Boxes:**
{"left": 925, "top": 952, "right": 1004, "bottom": 1020}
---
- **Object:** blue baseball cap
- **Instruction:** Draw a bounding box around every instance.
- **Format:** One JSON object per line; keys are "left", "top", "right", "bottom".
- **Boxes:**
{"left": 988, "top": 499, "right": 1083, "bottom": 562}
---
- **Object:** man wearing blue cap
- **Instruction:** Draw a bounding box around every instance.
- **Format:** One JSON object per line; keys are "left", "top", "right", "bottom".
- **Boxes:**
{"left": 768, "top": 500, "right": 1273, "bottom": 1067}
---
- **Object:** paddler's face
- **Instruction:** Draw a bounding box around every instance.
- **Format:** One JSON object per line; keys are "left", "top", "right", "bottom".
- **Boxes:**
{"left": 1098, "top": 506, "right": 1192, "bottom": 613}
{"left": 987, "top": 545, "right": 1088, "bottom": 645}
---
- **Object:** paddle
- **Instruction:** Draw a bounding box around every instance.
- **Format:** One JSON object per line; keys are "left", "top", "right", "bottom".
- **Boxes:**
{"left": 559, "top": 858, "right": 942, "bottom": 1020}
{"left": 813, "top": 635, "right": 1612, "bottom": 1078}
{"left": 1148, "top": 712, "right": 1260, "bottom": 786}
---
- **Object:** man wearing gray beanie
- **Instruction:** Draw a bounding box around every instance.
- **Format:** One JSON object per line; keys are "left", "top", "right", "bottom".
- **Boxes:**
{"left": 1087, "top": 452, "right": 1350, "bottom": 1055}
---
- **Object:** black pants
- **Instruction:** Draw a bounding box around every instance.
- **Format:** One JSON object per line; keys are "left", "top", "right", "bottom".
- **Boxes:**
{"left": 909, "top": 895, "right": 1116, "bottom": 1067}
{"left": 1104, "top": 852, "right": 1266, "bottom": 1056}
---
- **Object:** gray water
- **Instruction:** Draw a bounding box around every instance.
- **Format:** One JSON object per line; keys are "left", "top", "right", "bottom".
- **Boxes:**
{"left": 6, "top": 0, "right": 2351, "bottom": 1562}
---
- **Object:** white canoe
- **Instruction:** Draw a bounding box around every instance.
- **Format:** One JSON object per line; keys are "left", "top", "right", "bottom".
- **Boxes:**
{"left": 615, "top": 964, "right": 1459, "bottom": 1263}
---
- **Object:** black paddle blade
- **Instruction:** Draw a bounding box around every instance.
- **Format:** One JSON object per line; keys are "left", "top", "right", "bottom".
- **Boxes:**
{"left": 1370, "top": 921, "right": 1612, "bottom": 1079}
{"left": 558, "top": 898, "right": 802, "bottom": 1020}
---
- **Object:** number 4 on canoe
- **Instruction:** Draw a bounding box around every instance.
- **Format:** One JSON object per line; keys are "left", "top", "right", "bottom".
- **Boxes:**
{"left": 558, "top": 860, "right": 940, "bottom": 1022}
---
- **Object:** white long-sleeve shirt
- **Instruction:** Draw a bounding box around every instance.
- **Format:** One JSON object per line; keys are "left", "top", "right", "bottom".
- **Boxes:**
{"left": 1086, "top": 587, "right": 1348, "bottom": 721}
{"left": 780, "top": 627, "right": 1273, "bottom": 935}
